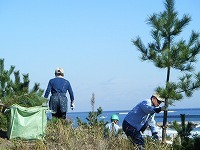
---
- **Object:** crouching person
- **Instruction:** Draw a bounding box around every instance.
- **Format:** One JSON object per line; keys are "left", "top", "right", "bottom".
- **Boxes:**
{"left": 104, "top": 114, "right": 120, "bottom": 138}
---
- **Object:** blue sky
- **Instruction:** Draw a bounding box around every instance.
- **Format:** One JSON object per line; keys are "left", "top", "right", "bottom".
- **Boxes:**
{"left": 1, "top": 0, "right": 200, "bottom": 112}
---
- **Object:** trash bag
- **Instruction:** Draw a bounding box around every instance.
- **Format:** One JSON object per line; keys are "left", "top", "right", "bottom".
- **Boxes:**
{"left": 6, "top": 104, "right": 48, "bottom": 140}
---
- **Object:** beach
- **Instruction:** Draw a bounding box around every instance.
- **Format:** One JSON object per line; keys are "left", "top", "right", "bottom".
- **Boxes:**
{"left": 143, "top": 123, "right": 200, "bottom": 138}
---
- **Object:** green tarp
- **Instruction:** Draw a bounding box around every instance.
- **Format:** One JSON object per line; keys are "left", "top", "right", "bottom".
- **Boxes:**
{"left": 7, "top": 104, "right": 48, "bottom": 140}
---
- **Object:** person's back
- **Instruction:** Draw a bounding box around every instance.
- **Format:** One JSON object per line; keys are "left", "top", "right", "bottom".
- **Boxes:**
{"left": 44, "top": 67, "right": 75, "bottom": 119}
{"left": 124, "top": 99, "right": 155, "bottom": 131}
{"left": 45, "top": 77, "right": 73, "bottom": 99}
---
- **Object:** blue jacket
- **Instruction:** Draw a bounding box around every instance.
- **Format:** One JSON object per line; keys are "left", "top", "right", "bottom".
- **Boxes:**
{"left": 124, "top": 99, "right": 158, "bottom": 133}
{"left": 44, "top": 77, "right": 74, "bottom": 101}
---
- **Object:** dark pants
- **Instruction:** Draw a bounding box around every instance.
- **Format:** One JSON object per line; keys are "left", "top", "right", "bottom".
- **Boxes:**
{"left": 122, "top": 120, "right": 144, "bottom": 147}
{"left": 49, "top": 93, "right": 68, "bottom": 119}
{"left": 52, "top": 106, "right": 66, "bottom": 118}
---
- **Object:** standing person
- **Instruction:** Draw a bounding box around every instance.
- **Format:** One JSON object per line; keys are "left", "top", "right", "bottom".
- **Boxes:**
{"left": 122, "top": 93, "right": 166, "bottom": 150}
{"left": 44, "top": 67, "right": 75, "bottom": 119}
{"left": 104, "top": 114, "right": 120, "bottom": 137}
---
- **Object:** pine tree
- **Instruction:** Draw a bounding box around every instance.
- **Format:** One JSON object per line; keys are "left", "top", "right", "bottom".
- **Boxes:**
{"left": 132, "top": 0, "right": 200, "bottom": 142}
{"left": 0, "top": 59, "right": 15, "bottom": 98}
{"left": 172, "top": 114, "right": 194, "bottom": 149}
{"left": 0, "top": 58, "right": 46, "bottom": 108}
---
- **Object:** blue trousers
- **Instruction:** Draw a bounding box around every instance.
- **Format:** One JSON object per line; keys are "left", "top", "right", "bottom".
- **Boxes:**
{"left": 49, "top": 93, "right": 68, "bottom": 119}
{"left": 122, "top": 120, "right": 144, "bottom": 146}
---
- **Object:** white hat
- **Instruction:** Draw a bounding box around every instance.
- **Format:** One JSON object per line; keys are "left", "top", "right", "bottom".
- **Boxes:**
{"left": 55, "top": 67, "right": 64, "bottom": 75}
{"left": 152, "top": 93, "right": 165, "bottom": 102}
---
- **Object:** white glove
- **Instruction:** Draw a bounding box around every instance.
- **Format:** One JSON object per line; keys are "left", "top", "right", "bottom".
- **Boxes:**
{"left": 71, "top": 103, "right": 75, "bottom": 110}
{"left": 161, "top": 105, "right": 168, "bottom": 111}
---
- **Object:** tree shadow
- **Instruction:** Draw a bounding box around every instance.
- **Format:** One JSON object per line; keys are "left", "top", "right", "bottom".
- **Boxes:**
{"left": 0, "top": 130, "right": 7, "bottom": 139}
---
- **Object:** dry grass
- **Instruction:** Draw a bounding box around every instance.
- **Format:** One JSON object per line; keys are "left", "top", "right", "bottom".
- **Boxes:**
{"left": 0, "top": 118, "right": 172, "bottom": 150}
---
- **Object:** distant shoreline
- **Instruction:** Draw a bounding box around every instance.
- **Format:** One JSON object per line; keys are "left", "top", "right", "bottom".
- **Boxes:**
{"left": 156, "top": 121, "right": 200, "bottom": 126}
{"left": 69, "top": 108, "right": 200, "bottom": 113}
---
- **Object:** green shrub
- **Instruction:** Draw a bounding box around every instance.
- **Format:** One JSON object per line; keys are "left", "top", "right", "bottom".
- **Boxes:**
{"left": 0, "top": 112, "right": 8, "bottom": 130}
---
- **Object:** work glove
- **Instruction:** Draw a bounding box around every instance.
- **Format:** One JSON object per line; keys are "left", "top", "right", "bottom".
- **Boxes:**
{"left": 71, "top": 102, "right": 75, "bottom": 110}
{"left": 154, "top": 107, "right": 161, "bottom": 113}
{"left": 152, "top": 132, "right": 159, "bottom": 140}
{"left": 161, "top": 105, "right": 168, "bottom": 111}
{"left": 154, "top": 106, "right": 168, "bottom": 113}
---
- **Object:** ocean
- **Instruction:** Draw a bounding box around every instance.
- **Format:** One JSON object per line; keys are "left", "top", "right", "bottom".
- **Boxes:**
{"left": 67, "top": 108, "right": 200, "bottom": 136}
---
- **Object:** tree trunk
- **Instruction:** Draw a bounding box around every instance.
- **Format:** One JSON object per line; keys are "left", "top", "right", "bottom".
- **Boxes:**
{"left": 162, "top": 65, "right": 170, "bottom": 142}
{"left": 162, "top": 105, "right": 168, "bottom": 142}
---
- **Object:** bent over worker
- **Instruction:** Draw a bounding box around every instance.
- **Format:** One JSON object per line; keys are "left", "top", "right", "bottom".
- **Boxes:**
{"left": 122, "top": 93, "right": 166, "bottom": 150}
